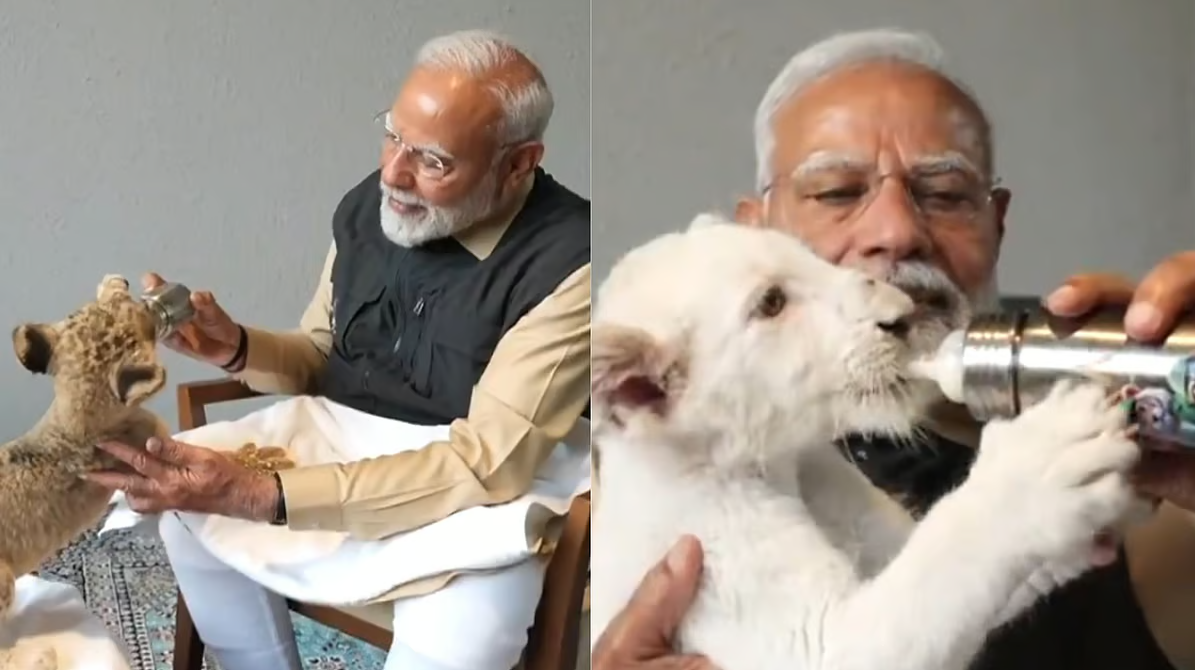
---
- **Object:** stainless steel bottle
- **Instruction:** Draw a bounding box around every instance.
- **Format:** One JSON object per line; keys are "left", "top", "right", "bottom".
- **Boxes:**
{"left": 959, "top": 304, "right": 1195, "bottom": 419}
{"left": 140, "top": 282, "right": 196, "bottom": 339}
{"left": 952, "top": 303, "right": 1195, "bottom": 450}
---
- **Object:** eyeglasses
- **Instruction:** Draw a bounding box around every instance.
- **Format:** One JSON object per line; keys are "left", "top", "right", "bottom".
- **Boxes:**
{"left": 762, "top": 166, "right": 1001, "bottom": 227}
{"left": 374, "top": 111, "right": 456, "bottom": 181}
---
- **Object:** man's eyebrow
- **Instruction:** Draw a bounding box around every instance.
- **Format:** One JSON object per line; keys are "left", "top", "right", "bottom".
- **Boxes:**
{"left": 908, "top": 152, "right": 981, "bottom": 178}
{"left": 790, "top": 151, "right": 872, "bottom": 180}
{"left": 787, "top": 150, "right": 984, "bottom": 183}
{"left": 409, "top": 140, "right": 454, "bottom": 161}
{"left": 381, "top": 112, "right": 455, "bottom": 160}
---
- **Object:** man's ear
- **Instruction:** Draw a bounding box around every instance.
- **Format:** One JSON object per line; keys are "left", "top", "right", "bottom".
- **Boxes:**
{"left": 734, "top": 195, "right": 766, "bottom": 227}
{"left": 591, "top": 324, "right": 684, "bottom": 417}
{"left": 503, "top": 141, "right": 544, "bottom": 190}
{"left": 12, "top": 323, "right": 57, "bottom": 375}
{"left": 992, "top": 187, "right": 1011, "bottom": 242}
{"left": 111, "top": 363, "right": 167, "bottom": 405}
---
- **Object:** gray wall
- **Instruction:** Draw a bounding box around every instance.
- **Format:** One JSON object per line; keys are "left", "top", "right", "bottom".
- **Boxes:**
{"left": 0, "top": 0, "right": 589, "bottom": 431}
{"left": 592, "top": 0, "right": 1195, "bottom": 291}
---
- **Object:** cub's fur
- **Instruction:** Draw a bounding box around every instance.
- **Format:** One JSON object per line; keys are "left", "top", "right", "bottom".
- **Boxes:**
{"left": 590, "top": 214, "right": 1141, "bottom": 670}
{"left": 0, "top": 275, "right": 173, "bottom": 669}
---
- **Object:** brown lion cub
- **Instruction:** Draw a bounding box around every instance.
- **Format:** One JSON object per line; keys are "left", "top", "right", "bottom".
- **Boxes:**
{"left": 0, "top": 275, "right": 172, "bottom": 640}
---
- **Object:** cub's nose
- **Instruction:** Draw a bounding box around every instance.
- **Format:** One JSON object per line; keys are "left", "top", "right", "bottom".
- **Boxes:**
{"left": 876, "top": 316, "right": 911, "bottom": 339}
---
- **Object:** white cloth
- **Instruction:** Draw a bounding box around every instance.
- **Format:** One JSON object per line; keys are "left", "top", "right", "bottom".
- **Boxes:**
{"left": 100, "top": 395, "right": 591, "bottom": 607}
{"left": 0, "top": 576, "right": 131, "bottom": 670}
{"left": 160, "top": 512, "right": 546, "bottom": 670}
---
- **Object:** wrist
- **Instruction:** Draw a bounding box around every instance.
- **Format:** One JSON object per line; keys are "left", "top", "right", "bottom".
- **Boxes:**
{"left": 241, "top": 472, "right": 283, "bottom": 523}
{"left": 219, "top": 325, "right": 249, "bottom": 373}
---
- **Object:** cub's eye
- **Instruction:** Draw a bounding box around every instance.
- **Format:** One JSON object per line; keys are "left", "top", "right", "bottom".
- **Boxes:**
{"left": 752, "top": 285, "right": 787, "bottom": 319}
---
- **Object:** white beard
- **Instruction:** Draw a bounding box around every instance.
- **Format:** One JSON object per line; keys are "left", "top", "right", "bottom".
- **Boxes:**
{"left": 378, "top": 169, "right": 500, "bottom": 248}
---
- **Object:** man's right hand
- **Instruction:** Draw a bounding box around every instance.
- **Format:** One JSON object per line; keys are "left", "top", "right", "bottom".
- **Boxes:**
{"left": 142, "top": 273, "right": 244, "bottom": 369}
{"left": 592, "top": 535, "right": 718, "bottom": 670}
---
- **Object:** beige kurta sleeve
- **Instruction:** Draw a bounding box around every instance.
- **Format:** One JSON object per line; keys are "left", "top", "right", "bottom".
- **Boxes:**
{"left": 275, "top": 262, "right": 592, "bottom": 541}
{"left": 234, "top": 242, "right": 336, "bottom": 395}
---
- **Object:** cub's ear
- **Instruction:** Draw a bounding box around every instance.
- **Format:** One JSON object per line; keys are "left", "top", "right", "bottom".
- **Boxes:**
{"left": 591, "top": 323, "right": 685, "bottom": 417}
{"left": 12, "top": 323, "right": 57, "bottom": 375}
{"left": 111, "top": 363, "right": 167, "bottom": 405}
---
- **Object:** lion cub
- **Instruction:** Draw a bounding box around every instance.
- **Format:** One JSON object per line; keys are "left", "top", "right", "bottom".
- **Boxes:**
{"left": 590, "top": 214, "right": 1140, "bottom": 670}
{"left": 0, "top": 275, "right": 173, "bottom": 666}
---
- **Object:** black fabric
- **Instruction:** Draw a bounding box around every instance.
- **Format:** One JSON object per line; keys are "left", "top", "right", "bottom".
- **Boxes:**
{"left": 838, "top": 433, "right": 1175, "bottom": 670}
{"left": 319, "top": 168, "right": 590, "bottom": 425}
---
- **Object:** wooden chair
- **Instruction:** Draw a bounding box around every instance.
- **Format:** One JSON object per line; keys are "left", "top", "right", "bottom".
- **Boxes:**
{"left": 169, "top": 378, "right": 592, "bottom": 670}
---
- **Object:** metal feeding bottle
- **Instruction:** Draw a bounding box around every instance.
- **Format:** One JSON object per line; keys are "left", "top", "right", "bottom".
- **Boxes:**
{"left": 140, "top": 281, "right": 196, "bottom": 339}
{"left": 911, "top": 304, "right": 1195, "bottom": 450}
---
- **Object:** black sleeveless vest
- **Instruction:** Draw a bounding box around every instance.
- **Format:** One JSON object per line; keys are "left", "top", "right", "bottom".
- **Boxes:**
{"left": 319, "top": 168, "right": 590, "bottom": 425}
{"left": 839, "top": 433, "right": 1174, "bottom": 670}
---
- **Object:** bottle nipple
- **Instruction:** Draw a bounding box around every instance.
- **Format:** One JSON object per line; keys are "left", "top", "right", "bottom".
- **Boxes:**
{"left": 909, "top": 329, "right": 967, "bottom": 404}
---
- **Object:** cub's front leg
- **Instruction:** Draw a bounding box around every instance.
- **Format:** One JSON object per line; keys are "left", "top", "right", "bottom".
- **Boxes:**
{"left": 0, "top": 561, "right": 13, "bottom": 622}
{"left": 816, "top": 379, "right": 1140, "bottom": 670}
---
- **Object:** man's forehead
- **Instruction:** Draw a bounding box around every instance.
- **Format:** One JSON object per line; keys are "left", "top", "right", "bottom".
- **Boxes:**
{"left": 768, "top": 63, "right": 986, "bottom": 179}
{"left": 388, "top": 65, "right": 503, "bottom": 153}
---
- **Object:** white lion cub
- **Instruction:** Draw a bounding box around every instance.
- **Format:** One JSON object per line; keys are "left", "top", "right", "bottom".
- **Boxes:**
{"left": 590, "top": 214, "right": 1140, "bottom": 670}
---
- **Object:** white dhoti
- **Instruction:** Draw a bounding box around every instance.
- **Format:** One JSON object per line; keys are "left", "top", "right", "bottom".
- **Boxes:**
{"left": 101, "top": 396, "right": 591, "bottom": 670}
{"left": 158, "top": 512, "right": 546, "bottom": 670}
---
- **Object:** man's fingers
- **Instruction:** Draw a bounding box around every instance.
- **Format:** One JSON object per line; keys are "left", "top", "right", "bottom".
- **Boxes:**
{"left": 651, "top": 655, "right": 720, "bottom": 669}
{"left": 192, "top": 291, "right": 227, "bottom": 321}
{"left": 1127, "top": 251, "right": 1195, "bottom": 341}
{"left": 622, "top": 535, "right": 705, "bottom": 635}
{"left": 97, "top": 440, "right": 169, "bottom": 478}
{"left": 1132, "top": 450, "right": 1195, "bottom": 511}
{"left": 1043, "top": 272, "right": 1135, "bottom": 317}
{"left": 82, "top": 470, "right": 157, "bottom": 498}
{"left": 146, "top": 436, "right": 192, "bottom": 465}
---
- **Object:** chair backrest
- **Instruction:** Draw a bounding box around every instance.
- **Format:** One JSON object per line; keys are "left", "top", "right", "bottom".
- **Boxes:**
{"left": 525, "top": 492, "right": 590, "bottom": 670}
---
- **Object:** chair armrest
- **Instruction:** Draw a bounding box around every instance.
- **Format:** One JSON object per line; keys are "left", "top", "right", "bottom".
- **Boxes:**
{"left": 177, "top": 378, "right": 269, "bottom": 430}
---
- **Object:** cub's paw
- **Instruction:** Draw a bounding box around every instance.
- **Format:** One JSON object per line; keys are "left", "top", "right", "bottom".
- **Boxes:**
{"left": 96, "top": 274, "right": 130, "bottom": 300}
{"left": 978, "top": 378, "right": 1136, "bottom": 486}
{"left": 971, "top": 378, "right": 1140, "bottom": 557}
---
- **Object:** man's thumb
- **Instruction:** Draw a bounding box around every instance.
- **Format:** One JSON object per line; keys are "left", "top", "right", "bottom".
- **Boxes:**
{"left": 625, "top": 535, "right": 704, "bottom": 634}
{"left": 141, "top": 272, "right": 165, "bottom": 292}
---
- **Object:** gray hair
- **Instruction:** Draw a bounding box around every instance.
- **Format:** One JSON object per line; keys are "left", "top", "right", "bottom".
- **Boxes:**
{"left": 753, "top": 28, "right": 991, "bottom": 192}
{"left": 416, "top": 29, "right": 554, "bottom": 145}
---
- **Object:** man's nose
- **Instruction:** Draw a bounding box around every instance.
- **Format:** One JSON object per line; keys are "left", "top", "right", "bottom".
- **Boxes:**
{"left": 851, "top": 181, "right": 933, "bottom": 264}
{"left": 380, "top": 150, "right": 417, "bottom": 190}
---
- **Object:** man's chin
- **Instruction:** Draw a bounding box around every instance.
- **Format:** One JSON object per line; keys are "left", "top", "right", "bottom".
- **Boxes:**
{"left": 380, "top": 210, "right": 444, "bottom": 248}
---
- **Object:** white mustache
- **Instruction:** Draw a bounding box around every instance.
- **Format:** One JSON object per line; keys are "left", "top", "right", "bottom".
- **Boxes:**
{"left": 884, "top": 262, "right": 967, "bottom": 316}
{"left": 382, "top": 185, "right": 427, "bottom": 208}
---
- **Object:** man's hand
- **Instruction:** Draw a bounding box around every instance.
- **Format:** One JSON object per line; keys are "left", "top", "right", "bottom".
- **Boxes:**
{"left": 83, "top": 436, "right": 279, "bottom": 522}
{"left": 142, "top": 273, "right": 244, "bottom": 369}
{"left": 1045, "top": 251, "right": 1195, "bottom": 511}
{"left": 592, "top": 535, "right": 718, "bottom": 670}
{"left": 1044, "top": 251, "right": 1195, "bottom": 342}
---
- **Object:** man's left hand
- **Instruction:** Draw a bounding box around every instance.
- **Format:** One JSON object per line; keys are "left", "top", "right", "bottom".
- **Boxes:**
{"left": 84, "top": 437, "right": 279, "bottom": 522}
{"left": 1045, "top": 250, "right": 1195, "bottom": 512}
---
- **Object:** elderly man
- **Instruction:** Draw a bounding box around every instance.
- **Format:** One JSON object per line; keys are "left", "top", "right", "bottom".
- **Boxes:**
{"left": 85, "top": 29, "right": 590, "bottom": 670}
{"left": 595, "top": 28, "right": 1195, "bottom": 670}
